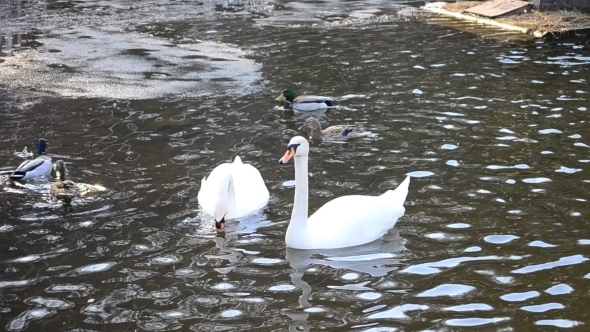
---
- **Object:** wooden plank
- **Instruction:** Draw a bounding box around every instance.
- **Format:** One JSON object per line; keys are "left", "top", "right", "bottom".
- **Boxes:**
{"left": 422, "top": 3, "right": 546, "bottom": 37}
{"left": 465, "top": 0, "right": 531, "bottom": 18}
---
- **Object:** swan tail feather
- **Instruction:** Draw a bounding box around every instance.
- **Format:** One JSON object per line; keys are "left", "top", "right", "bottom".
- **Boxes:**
{"left": 233, "top": 156, "right": 243, "bottom": 164}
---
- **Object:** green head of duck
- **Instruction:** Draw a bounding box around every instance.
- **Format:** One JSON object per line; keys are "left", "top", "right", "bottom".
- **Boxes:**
{"left": 276, "top": 88, "right": 297, "bottom": 103}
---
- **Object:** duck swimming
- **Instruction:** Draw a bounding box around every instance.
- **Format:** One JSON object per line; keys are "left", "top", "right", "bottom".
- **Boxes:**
{"left": 49, "top": 160, "right": 81, "bottom": 206}
{"left": 298, "top": 117, "right": 375, "bottom": 141}
{"left": 276, "top": 88, "right": 335, "bottom": 112}
{"left": 197, "top": 156, "right": 270, "bottom": 231}
{"left": 279, "top": 136, "right": 410, "bottom": 249}
{"left": 1, "top": 138, "right": 53, "bottom": 182}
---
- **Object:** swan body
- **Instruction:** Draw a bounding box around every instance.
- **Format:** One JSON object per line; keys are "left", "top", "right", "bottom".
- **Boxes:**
{"left": 279, "top": 136, "right": 410, "bottom": 249}
{"left": 276, "top": 88, "right": 334, "bottom": 112}
{"left": 299, "top": 117, "right": 375, "bottom": 140}
{"left": 50, "top": 160, "right": 81, "bottom": 206}
{"left": 197, "top": 156, "right": 270, "bottom": 230}
{"left": 2, "top": 138, "right": 53, "bottom": 181}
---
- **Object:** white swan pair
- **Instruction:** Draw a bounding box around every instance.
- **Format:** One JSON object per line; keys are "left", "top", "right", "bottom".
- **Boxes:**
{"left": 197, "top": 136, "right": 410, "bottom": 249}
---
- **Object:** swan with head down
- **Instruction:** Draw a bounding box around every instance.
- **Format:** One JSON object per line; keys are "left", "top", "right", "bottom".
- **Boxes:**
{"left": 197, "top": 156, "right": 270, "bottom": 231}
{"left": 279, "top": 136, "right": 410, "bottom": 249}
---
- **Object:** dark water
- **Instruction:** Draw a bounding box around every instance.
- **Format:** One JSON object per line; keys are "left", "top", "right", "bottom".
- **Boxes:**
{"left": 1, "top": 0, "right": 590, "bottom": 331}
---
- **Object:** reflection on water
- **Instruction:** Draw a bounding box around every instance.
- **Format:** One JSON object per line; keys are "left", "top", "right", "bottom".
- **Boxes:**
{"left": 1, "top": 0, "right": 590, "bottom": 331}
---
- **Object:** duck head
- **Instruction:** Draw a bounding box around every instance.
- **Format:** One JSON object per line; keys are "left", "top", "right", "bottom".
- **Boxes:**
{"left": 37, "top": 138, "right": 47, "bottom": 156}
{"left": 298, "top": 117, "right": 322, "bottom": 131}
{"left": 279, "top": 136, "right": 309, "bottom": 164}
{"left": 276, "top": 88, "right": 297, "bottom": 103}
{"left": 55, "top": 160, "right": 68, "bottom": 181}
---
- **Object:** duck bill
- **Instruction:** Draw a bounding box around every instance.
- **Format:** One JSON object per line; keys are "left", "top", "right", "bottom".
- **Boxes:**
{"left": 279, "top": 148, "right": 296, "bottom": 164}
{"left": 275, "top": 93, "right": 286, "bottom": 101}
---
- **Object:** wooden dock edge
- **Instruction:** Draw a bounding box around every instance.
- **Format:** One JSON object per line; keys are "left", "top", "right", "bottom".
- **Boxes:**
{"left": 421, "top": 5, "right": 548, "bottom": 38}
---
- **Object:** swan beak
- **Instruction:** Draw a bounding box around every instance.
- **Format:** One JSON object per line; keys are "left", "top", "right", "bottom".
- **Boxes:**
{"left": 215, "top": 217, "right": 225, "bottom": 231}
{"left": 275, "top": 93, "right": 286, "bottom": 101}
{"left": 279, "top": 148, "right": 296, "bottom": 164}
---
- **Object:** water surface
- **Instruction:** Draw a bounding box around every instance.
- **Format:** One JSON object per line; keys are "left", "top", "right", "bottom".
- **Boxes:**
{"left": 1, "top": 0, "right": 590, "bottom": 331}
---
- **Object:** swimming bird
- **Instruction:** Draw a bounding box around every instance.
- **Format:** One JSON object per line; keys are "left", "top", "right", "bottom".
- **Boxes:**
{"left": 276, "top": 88, "right": 335, "bottom": 112}
{"left": 197, "top": 156, "right": 270, "bottom": 231}
{"left": 1, "top": 138, "right": 53, "bottom": 182}
{"left": 49, "top": 160, "right": 81, "bottom": 206}
{"left": 279, "top": 136, "right": 410, "bottom": 249}
{"left": 298, "top": 117, "right": 375, "bottom": 140}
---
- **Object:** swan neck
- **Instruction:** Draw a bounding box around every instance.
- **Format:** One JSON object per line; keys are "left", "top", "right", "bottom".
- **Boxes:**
{"left": 291, "top": 155, "right": 309, "bottom": 226}
{"left": 215, "top": 172, "right": 236, "bottom": 220}
{"left": 226, "top": 174, "right": 236, "bottom": 216}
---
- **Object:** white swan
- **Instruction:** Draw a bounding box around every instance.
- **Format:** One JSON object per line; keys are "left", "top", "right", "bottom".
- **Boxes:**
{"left": 197, "top": 156, "right": 270, "bottom": 231}
{"left": 279, "top": 136, "right": 410, "bottom": 249}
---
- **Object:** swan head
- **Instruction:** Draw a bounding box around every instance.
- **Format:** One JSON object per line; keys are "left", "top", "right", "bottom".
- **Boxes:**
{"left": 279, "top": 136, "right": 309, "bottom": 164}
{"left": 213, "top": 201, "right": 226, "bottom": 231}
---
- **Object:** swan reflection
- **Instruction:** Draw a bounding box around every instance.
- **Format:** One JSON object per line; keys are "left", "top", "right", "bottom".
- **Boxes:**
{"left": 284, "top": 228, "right": 405, "bottom": 331}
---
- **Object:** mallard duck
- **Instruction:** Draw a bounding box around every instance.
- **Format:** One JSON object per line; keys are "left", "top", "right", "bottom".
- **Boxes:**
{"left": 276, "top": 88, "right": 335, "bottom": 112}
{"left": 1, "top": 138, "right": 53, "bottom": 181}
{"left": 298, "top": 117, "right": 375, "bottom": 140}
{"left": 197, "top": 156, "right": 270, "bottom": 231}
{"left": 49, "top": 160, "right": 80, "bottom": 206}
{"left": 279, "top": 136, "right": 410, "bottom": 249}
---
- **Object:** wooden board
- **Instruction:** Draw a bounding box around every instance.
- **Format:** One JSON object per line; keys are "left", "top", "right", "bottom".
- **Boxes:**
{"left": 464, "top": 0, "right": 532, "bottom": 18}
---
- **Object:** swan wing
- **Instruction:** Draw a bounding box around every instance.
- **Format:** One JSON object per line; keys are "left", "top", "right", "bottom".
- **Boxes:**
{"left": 230, "top": 162, "right": 269, "bottom": 218}
{"left": 299, "top": 177, "right": 410, "bottom": 249}
{"left": 197, "top": 163, "right": 233, "bottom": 216}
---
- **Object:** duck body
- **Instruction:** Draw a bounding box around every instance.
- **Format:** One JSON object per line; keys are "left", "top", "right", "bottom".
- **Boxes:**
{"left": 279, "top": 136, "right": 410, "bottom": 250}
{"left": 50, "top": 180, "right": 80, "bottom": 202}
{"left": 197, "top": 156, "right": 270, "bottom": 229}
{"left": 50, "top": 160, "right": 81, "bottom": 205}
{"left": 4, "top": 139, "right": 52, "bottom": 181}
{"left": 299, "top": 117, "right": 375, "bottom": 140}
{"left": 277, "top": 88, "right": 334, "bottom": 112}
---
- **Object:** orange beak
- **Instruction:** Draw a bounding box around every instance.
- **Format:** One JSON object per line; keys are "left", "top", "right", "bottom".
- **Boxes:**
{"left": 279, "top": 148, "right": 296, "bottom": 164}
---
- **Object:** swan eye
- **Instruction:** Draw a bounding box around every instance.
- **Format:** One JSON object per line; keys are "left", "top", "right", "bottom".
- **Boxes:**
{"left": 287, "top": 143, "right": 300, "bottom": 151}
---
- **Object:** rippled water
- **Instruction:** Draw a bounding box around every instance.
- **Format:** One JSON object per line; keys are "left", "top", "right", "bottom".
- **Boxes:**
{"left": 1, "top": 0, "right": 590, "bottom": 331}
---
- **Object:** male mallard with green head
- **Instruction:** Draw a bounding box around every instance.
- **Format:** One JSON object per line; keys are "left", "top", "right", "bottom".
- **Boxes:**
{"left": 276, "top": 88, "right": 335, "bottom": 112}
{"left": 50, "top": 160, "right": 81, "bottom": 206}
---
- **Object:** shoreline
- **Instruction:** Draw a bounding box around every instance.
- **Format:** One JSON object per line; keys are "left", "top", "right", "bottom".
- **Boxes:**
{"left": 422, "top": 1, "right": 590, "bottom": 38}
